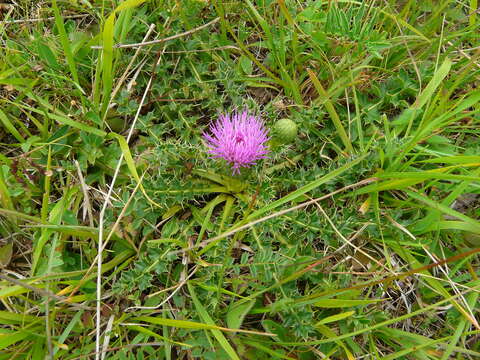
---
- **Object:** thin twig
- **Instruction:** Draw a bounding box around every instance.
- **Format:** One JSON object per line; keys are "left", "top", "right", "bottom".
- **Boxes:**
{"left": 91, "top": 17, "right": 220, "bottom": 49}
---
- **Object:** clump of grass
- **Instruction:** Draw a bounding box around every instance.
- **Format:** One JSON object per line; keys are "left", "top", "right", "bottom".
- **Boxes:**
{"left": 0, "top": 0, "right": 479, "bottom": 359}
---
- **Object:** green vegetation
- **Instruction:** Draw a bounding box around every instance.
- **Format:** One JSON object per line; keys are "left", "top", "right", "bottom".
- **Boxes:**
{"left": 0, "top": 0, "right": 479, "bottom": 358}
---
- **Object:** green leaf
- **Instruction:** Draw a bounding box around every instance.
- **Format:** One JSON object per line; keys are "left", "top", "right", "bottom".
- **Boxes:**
{"left": 420, "top": 156, "right": 480, "bottom": 164}
{"left": 36, "top": 42, "right": 60, "bottom": 70}
{"left": 0, "top": 170, "right": 13, "bottom": 211}
{"left": 0, "top": 329, "right": 33, "bottom": 350}
{"left": 239, "top": 56, "right": 253, "bottom": 75}
{"left": 17, "top": 103, "right": 105, "bottom": 137}
{"left": 261, "top": 320, "right": 291, "bottom": 342}
{"left": 315, "top": 323, "right": 355, "bottom": 360}
{"left": 280, "top": 289, "right": 478, "bottom": 346}
{"left": 315, "top": 311, "right": 355, "bottom": 325}
{"left": 242, "top": 340, "right": 296, "bottom": 359}
{"left": 413, "top": 57, "right": 452, "bottom": 110}
{"left": 307, "top": 68, "right": 353, "bottom": 153}
{"left": 405, "top": 190, "right": 480, "bottom": 233}
{"left": 108, "top": 132, "right": 160, "bottom": 207}
{"left": 187, "top": 283, "right": 240, "bottom": 360}
{"left": 32, "top": 188, "right": 67, "bottom": 275}
{"left": 126, "top": 325, "right": 191, "bottom": 347}
{"left": 0, "top": 243, "right": 12, "bottom": 268}
{"left": 0, "top": 311, "right": 39, "bottom": 324}
{"left": 51, "top": 0, "right": 80, "bottom": 85}
{"left": 133, "top": 316, "right": 224, "bottom": 331}
{"left": 226, "top": 299, "right": 255, "bottom": 329}
{"left": 99, "top": 0, "right": 147, "bottom": 116}
{"left": 0, "top": 109, "right": 24, "bottom": 143}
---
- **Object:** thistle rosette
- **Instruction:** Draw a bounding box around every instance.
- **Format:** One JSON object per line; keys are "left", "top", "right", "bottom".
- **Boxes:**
{"left": 203, "top": 111, "right": 270, "bottom": 174}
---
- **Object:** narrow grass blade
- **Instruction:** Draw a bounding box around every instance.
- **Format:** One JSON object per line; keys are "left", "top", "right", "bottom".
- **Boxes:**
{"left": 315, "top": 311, "right": 355, "bottom": 325}
{"left": 126, "top": 325, "right": 191, "bottom": 347}
{"left": 54, "top": 311, "right": 83, "bottom": 356}
{"left": 16, "top": 104, "right": 106, "bottom": 137}
{"left": 0, "top": 330, "right": 33, "bottom": 349}
{"left": 0, "top": 208, "right": 43, "bottom": 223}
{"left": 0, "top": 311, "right": 39, "bottom": 324}
{"left": 108, "top": 132, "right": 161, "bottom": 207}
{"left": 440, "top": 282, "right": 479, "bottom": 359}
{"left": 315, "top": 324, "right": 355, "bottom": 360}
{"left": 405, "top": 190, "right": 480, "bottom": 233}
{"left": 381, "top": 336, "right": 448, "bottom": 360}
{"left": 470, "top": 0, "right": 478, "bottom": 26}
{"left": 187, "top": 283, "right": 240, "bottom": 360}
{"left": 307, "top": 69, "right": 353, "bottom": 153}
{"left": 242, "top": 340, "right": 297, "bottom": 360}
{"left": 226, "top": 299, "right": 255, "bottom": 329}
{"left": 420, "top": 155, "right": 480, "bottom": 164}
{"left": 313, "top": 299, "right": 384, "bottom": 308}
{"left": 412, "top": 57, "right": 451, "bottom": 110}
{"left": 0, "top": 109, "right": 24, "bottom": 142}
{"left": 133, "top": 316, "right": 228, "bottom": 331}
{"left": 51, "top": 0, "right": 80, "bottom": 85}
{"left": 98, "top": 0, "right": 147, "bottom": 116}
{"left": 0, "top": 169, "right": 13, "bottom": 211}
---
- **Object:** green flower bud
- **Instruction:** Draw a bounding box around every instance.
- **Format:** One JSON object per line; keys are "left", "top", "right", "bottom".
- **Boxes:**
{"left": 273, "top": 118, "right": 298, "bottom": 144}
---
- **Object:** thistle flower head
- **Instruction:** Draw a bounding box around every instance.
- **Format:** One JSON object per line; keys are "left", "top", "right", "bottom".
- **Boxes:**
{"left": 203, "top": 110, "right": 269, "bottom": 174}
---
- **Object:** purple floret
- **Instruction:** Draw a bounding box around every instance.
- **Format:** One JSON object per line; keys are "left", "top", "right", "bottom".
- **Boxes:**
{"left": 203, "top": 111, "right": 270, "bottom": 174}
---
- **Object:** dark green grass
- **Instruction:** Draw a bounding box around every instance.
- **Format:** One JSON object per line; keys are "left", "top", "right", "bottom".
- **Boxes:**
{"left": 0, "top": 0, "right": 479, "bottom": 359}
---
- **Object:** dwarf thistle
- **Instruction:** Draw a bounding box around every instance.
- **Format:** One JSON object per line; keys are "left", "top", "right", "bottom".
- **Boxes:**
{"left": 203, "top": 111, "right": 269, "bottom": 174}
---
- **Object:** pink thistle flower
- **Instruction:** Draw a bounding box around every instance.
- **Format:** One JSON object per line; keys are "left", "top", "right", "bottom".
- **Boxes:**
{"left": 203, "top": 111, "right": 270, "bottom": 174}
